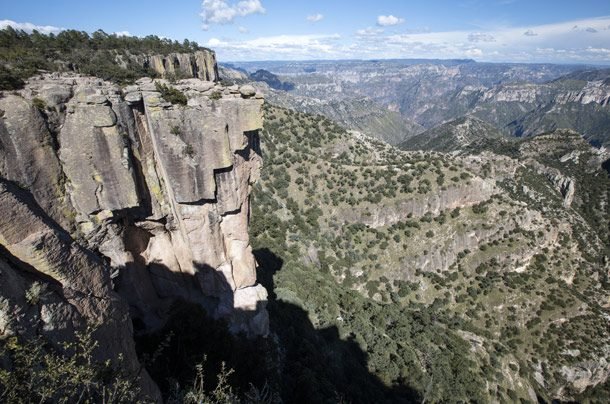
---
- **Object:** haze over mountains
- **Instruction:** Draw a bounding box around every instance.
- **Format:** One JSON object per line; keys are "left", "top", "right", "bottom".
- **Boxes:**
{"left": 227, "top": 59, "right": 610, "bottom": 147}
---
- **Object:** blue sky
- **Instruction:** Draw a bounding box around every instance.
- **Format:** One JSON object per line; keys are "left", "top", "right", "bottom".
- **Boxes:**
{"left": 1, "top": 1, "right": 610, "bottom": 63}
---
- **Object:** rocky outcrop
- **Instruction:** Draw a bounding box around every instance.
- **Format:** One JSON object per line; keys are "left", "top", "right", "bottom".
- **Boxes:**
{"left": 342, "top": 177, "right": 496, "bottom": 228}
{"left": 0, "top": 180, "right": 160, "bottom": 400}
{"left": 0, "top": 72, "right": 267, "bottom": 395}
{"left": 560, "top": 356, "right": 610, "bottom": 398}
{"left": 554, "top": 80, "right": 610, "bottom": 106}
{"left": 546, "top": 171, "right": 575, "bottom": 208}
{"left": 145, "top": 50, "right": 219, "bottom": 81}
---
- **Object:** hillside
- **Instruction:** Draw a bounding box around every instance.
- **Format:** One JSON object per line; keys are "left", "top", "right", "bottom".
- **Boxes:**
{"left": 261, "top": 89, "right": 424, "bottom": 145}
{"left": 399, "top": 115, "right": 507, "bottom": 153}
{"left": 250, "top": 104, "right": 610, "bottom": 402}
{"left": 0, "top": 27, "right": 218, "bottom": 89}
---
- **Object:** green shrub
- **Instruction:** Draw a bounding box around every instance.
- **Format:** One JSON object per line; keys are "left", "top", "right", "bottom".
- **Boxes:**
{"left": 0, "top": 328, "right": 141, "bottom": 403}
{"left": 32, "top": 97, "right": 46, "bottom": 111}
{"left": 183, "top": 144, "right": 195, "bottom": 158}
{"left": 155, "top": 82, "right": 187, "bottom": 105}
{"left": 209, "top": 91, "right": 222, "bottom": 100}
{"left": 170, "top": 125, "right": 181, "bottom": 135}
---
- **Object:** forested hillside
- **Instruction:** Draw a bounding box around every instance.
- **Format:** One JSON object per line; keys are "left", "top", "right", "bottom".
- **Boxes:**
{"left": 248, "top": 104, "right": 610, "bottom": 402}
{"left": 0, "top": 27, "right": 205, "bottom": 88}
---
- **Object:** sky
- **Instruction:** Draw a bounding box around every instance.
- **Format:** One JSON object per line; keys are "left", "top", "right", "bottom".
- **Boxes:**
{"left": 1, "top": 0, "right": 610, "bottom": 64}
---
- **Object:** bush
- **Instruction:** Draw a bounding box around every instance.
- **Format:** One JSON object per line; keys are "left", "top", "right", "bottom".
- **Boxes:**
{"left": 209, "top": 91, "right": 222, "bottom": 100}
{"left": 0, "top": 327, "right": 141, "bottom": 403}
{"left": 183, "top": 144, "right": 195, "bottom": 158}
{"left": 0, "top": 65, "right": 25, "bottom": 90}
{"left": 32, "top": 97, "right": 47, "bottom": 111}
{"left": 155, "top": 82, "right": 187, "bottom": 105}
{"left": 170, "top": 125, "right": 181, "bottom": 135}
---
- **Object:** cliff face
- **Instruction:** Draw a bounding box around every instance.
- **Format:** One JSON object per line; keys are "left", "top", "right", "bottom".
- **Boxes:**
{"left": 0, "top": 65, "right": 266, "bottom": 397}
{"left": 144, "top": 50, "right": 219, "bottom": 81}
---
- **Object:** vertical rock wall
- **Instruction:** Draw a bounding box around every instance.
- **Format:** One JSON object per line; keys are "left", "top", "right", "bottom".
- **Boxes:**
{"left": 147, "top": 50, "right": 219, "bottom": 81}
{"left": 0, "top": 66, "right": 267, "bottom": 398}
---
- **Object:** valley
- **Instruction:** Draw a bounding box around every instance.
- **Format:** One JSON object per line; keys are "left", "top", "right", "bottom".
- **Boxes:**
{"left": 228, "top": 59, "right": 610, "bottom": 147}
{"left": 250, "top": 104, "right": 610, "bottom": 402}
{"left": 1, "top": 24, "right": 609, "bottom": 403}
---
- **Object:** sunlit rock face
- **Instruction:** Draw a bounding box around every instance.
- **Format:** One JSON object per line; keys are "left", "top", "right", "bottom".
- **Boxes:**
{"left": 0, "top": 64, "right": 267, "bottom": 398}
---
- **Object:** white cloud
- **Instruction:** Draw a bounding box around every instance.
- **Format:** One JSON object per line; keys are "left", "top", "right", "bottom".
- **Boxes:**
{"left": 465, "top": 48, "right": 483, "bottom": 57}
{"left": 377, "top": 15, "right": 405, "bottom": 27}
{"left": 356, "top": 27, "right": 384, "bottom": 37}
{"left": 0, "top": 19, "right": 63, "bottom": 35}
{"left": 307, "top": 14, "right": 324, "bottom": 23}
{"left": 201, "top": 0, "right": 265, "bottom": 30}
{"left": 238, "top": 26, "right": 249, "bottom": 33}
{"left": 208, "top": 16, "right": 610, "bottom": 63}
{"left": 114, "top": 31, "right": 131, "bottom": 37}
{"left": 379, "top": 16, "right": 610, "bottom": 62}
{"left": 207, "top": 33, "right": 344, "bottom": 60}
{"left": 586, "top": 46, "right": 610, "bottom": 55}
{"left": 468, "top": 33, "right": 496, "bottom": 42}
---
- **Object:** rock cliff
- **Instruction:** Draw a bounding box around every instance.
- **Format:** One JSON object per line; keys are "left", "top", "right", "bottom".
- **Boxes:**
{"left": 0, "top": 65, "right": 266, "bottom": 398}
{"left": 144, "top": 50, "right": 219, "bottom": 81}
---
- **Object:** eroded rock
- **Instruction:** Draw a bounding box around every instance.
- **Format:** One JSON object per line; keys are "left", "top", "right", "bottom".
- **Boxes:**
{"left": 0, "top": 68, "right": 268, "bottom": 399}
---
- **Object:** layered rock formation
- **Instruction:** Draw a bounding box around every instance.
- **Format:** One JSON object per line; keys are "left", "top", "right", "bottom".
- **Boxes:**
{"left": 0, "top": 65, "right": 266, "bottom": 397}
{"left": 120, "top": 49, "right": 219, "bottom": 81}
{"left": 145, "top": 50, "right": 219, "bottom": 81}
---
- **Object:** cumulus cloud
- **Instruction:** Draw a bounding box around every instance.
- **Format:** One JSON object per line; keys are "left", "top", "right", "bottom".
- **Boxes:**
{"left": 0, "top": 19, "right": 63, "bottom": 35}
{"left": 238, "top": 26, "right": 249, "bottom": 33}
{"left": 114, "top": 31, "right": 131, "bottom": 37}
{"left": 306, "top": 14, "right": 324, "bottom": 23}
{"left": 206, "top": 33, "right": 344, "bottom": 60}
{"left": 210, "top": 16, "right": 610, "bottom": 63}
{"left": 377, "top": 15, "right": 404, "bottom": 27}
{"left": 201, "top": 0, "right": 265, "bottom": 30}
{"left": 356, "top": 27, "right": 384, "bottom": 37}
{"left": 465, "top": 48, "right": 483, "bottom": 57}
{"left": 468, "top": 32, "right": 496, "bottom": 42}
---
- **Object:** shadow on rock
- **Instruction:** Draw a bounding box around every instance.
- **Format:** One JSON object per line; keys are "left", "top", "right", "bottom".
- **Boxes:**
{"left": 253, "top": 247, "right": 421, "bottom": 404}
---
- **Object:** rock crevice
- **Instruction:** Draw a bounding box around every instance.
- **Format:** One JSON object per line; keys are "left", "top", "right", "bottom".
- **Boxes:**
{"left": 0, "top": 65, "right": 267, "bottom": 398}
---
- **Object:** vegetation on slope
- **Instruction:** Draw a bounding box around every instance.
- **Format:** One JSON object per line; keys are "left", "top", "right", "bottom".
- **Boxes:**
{"left": 248, "top": 104, "right": 610, "bottom": 402}
{"left": 1, "top": 100, "right": 608, "bottom": 402}
{"left": 0, "top": 27, "right": 206, "bottom": 88}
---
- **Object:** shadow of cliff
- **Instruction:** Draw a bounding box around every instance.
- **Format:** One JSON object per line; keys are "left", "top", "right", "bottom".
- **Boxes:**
{"left": 130, "top": 259, "right": 273, "bottom": 399}
{"left": 253, "top": 247, "right": 421, "bottom": 404}
{"left": 133, "top": 248, "right": 420, "bottom": 403}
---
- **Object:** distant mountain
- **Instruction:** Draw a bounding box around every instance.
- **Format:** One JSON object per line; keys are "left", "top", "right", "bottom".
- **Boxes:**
{"left": 399, "top": 115, "right": 507, "bottom": 153}
{"left": 226, "top": 62, "right": 424, "bottom": 145}
{"left": 229, "top": 59, "right": 610, "bottom": 145}
{"left": 263, "top": 93, "right": 424, "bottom": 145}
{"left": 250, "top": 69, "right": 294, "bottom": 90}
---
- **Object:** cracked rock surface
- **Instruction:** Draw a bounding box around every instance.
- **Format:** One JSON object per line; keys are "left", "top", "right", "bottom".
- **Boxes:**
{"left": 0, "top": 67, "right": 267, "bottom": 398}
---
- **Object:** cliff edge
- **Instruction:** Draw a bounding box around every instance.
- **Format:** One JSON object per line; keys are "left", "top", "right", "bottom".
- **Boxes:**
{"left": 0, "top": 56, "right": 266, "bottom": 398}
